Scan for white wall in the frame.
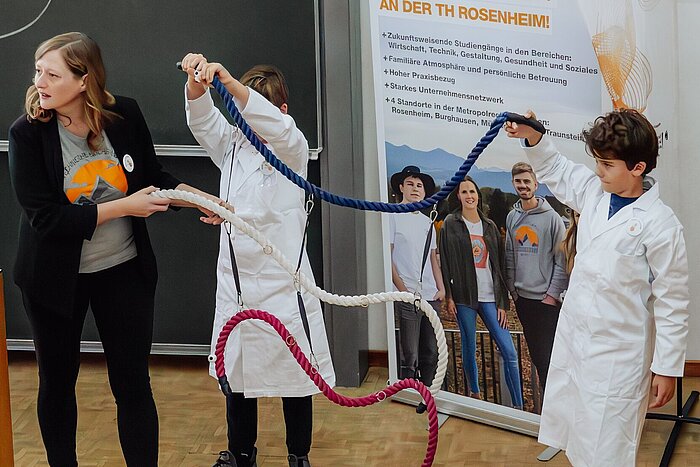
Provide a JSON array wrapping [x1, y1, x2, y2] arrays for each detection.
[[676, 0, 700, 360], [363, 1, 700, 358]]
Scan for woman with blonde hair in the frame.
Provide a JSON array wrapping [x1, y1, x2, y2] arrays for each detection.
[[9, 32, 219, 466]]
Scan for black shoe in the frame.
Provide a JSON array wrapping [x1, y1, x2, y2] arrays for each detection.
[[416, 402, 427, 414], [213, 448, 257, 467], [288, 453, 311, 467], [235, 447, 257, 467], [213, 451, 237, 467]]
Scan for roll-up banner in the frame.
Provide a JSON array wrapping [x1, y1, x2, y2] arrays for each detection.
[[371, 0, 676, 428]]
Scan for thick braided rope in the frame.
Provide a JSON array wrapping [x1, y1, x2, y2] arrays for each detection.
[[152, 189, 447, 395], [211, 76, 506, 212], [214, 309, 439, 467]]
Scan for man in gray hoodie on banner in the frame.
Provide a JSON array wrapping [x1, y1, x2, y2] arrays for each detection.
[[505, 162, 568, 396]]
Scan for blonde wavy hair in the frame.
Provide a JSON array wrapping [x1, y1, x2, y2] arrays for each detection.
[[25, 32, 119, 151]]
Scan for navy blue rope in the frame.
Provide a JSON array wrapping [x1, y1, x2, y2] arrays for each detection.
[[212, 76, 507, 213]]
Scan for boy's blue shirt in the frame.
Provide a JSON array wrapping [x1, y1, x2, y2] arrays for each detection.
[[608, 193, 639, 219]]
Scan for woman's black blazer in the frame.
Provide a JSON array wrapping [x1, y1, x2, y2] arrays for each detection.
[[8, 96, 181, 318]]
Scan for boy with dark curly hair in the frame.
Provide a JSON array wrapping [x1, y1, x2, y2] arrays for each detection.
[[505, 109, 689, 467]]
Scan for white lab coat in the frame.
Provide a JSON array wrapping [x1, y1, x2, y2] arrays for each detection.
[[186, 87, 335, 397], [523, 136, 689, 467]]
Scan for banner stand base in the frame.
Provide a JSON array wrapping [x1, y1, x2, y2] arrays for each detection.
[[536, 446, 561, 462]]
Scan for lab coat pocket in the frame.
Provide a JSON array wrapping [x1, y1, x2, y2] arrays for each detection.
[[256, 170, 279, 204], [253, 171, 284, 225], [613, 239, 644, 257], [609, 246, 648, 292], [585, 336, 646, 399], [256, 171, 302, 216], [609, 339, 647, 399]]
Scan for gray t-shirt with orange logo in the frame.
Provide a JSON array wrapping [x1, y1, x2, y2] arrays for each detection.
[[59, 124, 137, 273]]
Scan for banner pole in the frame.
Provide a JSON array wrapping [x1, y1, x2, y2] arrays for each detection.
[[0, 270, 14, 466]]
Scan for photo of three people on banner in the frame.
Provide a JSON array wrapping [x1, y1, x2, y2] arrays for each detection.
[[389, 162, 577, 412]]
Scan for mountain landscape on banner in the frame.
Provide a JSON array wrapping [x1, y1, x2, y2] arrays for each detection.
[[385, 142, 553, 197]]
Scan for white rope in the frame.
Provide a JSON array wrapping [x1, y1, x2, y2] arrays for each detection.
[[0, 1, 53, 40], [152, 189, 448, 395]]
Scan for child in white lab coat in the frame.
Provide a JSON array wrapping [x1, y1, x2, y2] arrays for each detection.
[[180, 54, 335, 467], [505, 109, 689, 467]]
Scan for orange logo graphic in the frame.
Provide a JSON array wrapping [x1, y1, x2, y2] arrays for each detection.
[[589, 0, 653, 111], [515, 225, 539, 248], [65, 159, 128, 203], [471, 235, 488, 268]]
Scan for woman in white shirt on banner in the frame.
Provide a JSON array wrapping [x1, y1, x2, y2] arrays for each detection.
[[439, 176, 523, 408]]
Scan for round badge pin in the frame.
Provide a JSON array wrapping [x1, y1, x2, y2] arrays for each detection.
[[122, 154, 135, 173], [626, 218, 643, 237]]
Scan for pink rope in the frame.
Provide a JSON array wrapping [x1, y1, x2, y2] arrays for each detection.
[[214, 309, 439, 467]]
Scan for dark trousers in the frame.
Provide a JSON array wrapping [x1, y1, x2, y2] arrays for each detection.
[[396, 300, 439, 385], [22, 258, 158, 467], [514, 297, 560, 392], [226, 392, 312, 464]]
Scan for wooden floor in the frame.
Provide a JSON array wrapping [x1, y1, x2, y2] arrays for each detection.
[[7, 353, 700, 466]]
